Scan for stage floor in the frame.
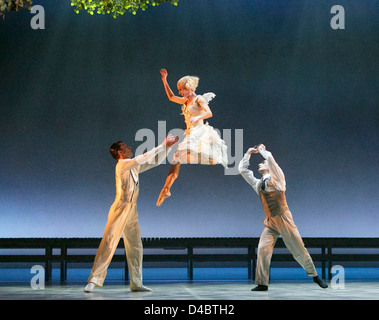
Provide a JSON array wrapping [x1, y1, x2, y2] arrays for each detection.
[[0, 280, 378, 300]]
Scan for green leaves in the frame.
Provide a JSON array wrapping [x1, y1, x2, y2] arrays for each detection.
[[0, 0, 33, 19], [0, 1, 178, 20], [70, 0, 179, 18]]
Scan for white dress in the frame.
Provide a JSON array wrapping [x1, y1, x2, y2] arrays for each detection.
[[172, 93, 228, 167]]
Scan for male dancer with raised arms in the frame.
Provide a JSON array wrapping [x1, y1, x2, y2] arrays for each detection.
[[84, 134, 178, 293], [238, 144, 328, 291]]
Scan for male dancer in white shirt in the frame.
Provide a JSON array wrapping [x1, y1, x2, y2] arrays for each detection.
[[238, 144, 328, 291], [84, 134, 179, 293]]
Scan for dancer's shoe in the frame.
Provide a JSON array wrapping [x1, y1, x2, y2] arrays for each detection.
[[131, 285, 152, 292], [251, 285, 268, 291], [84, 282, 95, 293], [313, 276, 328, 289]]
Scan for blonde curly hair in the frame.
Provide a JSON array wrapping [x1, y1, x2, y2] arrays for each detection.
[[177, 76, 199, 91]]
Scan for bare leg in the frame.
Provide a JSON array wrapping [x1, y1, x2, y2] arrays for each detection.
[[156, 163, 181, 206]]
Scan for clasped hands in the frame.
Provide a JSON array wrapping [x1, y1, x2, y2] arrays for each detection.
[[162, 134, 179, 148], [247, 144, 265, 155]]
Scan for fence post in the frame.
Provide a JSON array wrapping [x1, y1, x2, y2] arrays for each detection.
[[60, 245, 67, 281], [187, 246, 193, 280], [321, 245, 326, 280], [45, 246, 52, 281], [248, 245, 254, 280], [328, 245, 333, 280]]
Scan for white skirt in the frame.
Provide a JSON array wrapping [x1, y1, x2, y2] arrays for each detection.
[[172, 123, 228, 167]]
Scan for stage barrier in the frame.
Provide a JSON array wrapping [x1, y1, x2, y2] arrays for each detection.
[[1, 238, 379, 281]]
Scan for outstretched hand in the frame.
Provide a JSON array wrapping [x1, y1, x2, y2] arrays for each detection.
[[162, 134, 179, 148]]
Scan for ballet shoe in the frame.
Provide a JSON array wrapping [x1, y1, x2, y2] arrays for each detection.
[[156, 187, 171, 206], [131, 285, 152, 292], [84, 282, 95, 293]]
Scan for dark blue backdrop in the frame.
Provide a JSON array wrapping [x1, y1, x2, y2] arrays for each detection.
[[1, 0, 378, 238]]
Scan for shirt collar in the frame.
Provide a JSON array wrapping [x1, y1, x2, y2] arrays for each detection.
[[262, 173, 271, 181]]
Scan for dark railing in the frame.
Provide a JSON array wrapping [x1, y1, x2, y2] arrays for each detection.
[[1, 237, 379, 282]]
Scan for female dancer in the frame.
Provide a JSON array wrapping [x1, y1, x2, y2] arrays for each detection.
[[156, 69, 228, 206]]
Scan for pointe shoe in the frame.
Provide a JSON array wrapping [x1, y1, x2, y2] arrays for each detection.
[[131, 285, 152, 292], [156, 188, 171, 206], [84, 282, 95, 293]]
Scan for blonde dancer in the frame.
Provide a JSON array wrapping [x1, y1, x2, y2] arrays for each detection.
[[156, 69, 228, 206]]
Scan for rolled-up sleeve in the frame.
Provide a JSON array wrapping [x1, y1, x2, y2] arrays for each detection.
[[117, 144, 170, 176], [138, 144, 171, 173], [238, 152, 261, 194], [258, 147, 286, 191]]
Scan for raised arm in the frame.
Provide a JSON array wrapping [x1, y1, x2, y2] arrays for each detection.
[[160, 69, 187, 105], [117, 146, 164, 175], [138, 134, 179, 173], [257, 145, 286, 191], [238, 148, 261, 194], [117, 135, 179, 175]]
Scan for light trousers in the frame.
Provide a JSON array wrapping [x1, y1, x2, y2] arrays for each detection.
[[88, 193, 143, 289], [255, 211, 317, 286]]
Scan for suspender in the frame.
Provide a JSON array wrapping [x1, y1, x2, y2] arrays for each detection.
[[261, 177, 268, 191]]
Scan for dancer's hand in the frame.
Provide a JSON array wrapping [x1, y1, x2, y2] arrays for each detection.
[[247, 147, 259, 155], [160, 69, 168, 81], [190, 116, 199, 124], [162, 134, 179, 148], [256, 144, 266, 151], [247, 144, 265, 155]]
